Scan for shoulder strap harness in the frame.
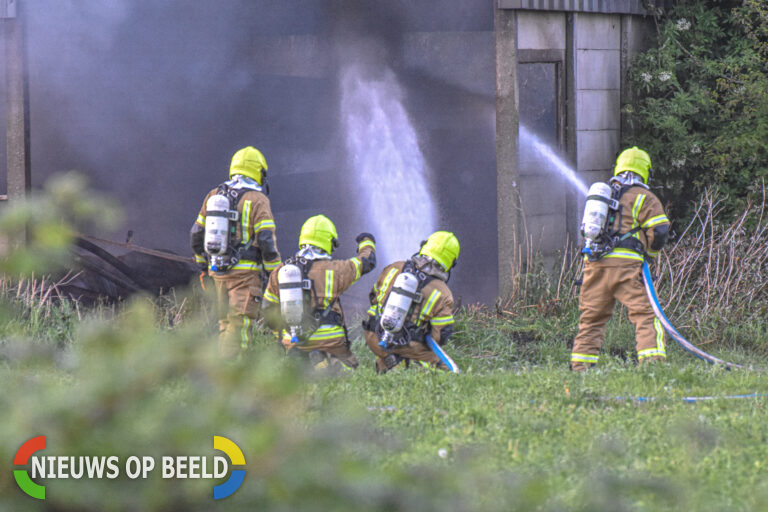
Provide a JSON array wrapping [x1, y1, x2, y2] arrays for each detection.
[[586, 183, 646, 261], [377, 260, 436, 346], [211, 183, 266, 271], [284, 257, 343, 336]]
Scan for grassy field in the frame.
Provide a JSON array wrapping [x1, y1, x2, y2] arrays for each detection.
[[315, 307, 768, 511], [1, 283, 767, 511]]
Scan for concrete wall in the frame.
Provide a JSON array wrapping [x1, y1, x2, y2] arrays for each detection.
[[494, 7, 519, 296], [573, 13, 621, 187], [495, 5, 655, 300], [517, 11, 567, 266], [16, 2, 498, 304]]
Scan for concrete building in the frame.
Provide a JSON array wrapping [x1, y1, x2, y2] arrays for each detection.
[[2, 0, 31, 203], [2, 1, 674, 304], [495, 0, 670, 299]]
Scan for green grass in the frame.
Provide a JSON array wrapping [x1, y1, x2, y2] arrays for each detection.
[[311, 305, 768, 511], [1, 288, 767, 511]]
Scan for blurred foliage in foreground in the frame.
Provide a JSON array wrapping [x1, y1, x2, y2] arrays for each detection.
[[1, 174, 767, 511], [0, 175, 543, 511], [1, 300, 536, 512], [0, 172, 120, 276]]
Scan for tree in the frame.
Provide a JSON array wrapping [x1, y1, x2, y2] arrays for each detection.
[[624, 0, 768, 223]]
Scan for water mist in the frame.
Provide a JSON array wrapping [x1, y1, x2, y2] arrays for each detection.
[[519, 125, 588, 197], [340, 63, 436, 264]]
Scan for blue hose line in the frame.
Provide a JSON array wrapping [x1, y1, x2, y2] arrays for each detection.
[[604, 393, 767, 403], [641, 261, 742, 369], [681, 393, 767, 402], [426, 334, 460, 374]]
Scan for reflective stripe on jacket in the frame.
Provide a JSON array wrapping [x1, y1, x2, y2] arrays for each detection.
[[264, 240, 376, 329], [193, 187, 281, 271], [597, 186, 670, 265], [367, 261, 455, 344]]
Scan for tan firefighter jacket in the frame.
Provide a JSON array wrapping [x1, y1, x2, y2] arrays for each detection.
[[191, 187, 281, 272], [262, 237, 376, 342], [591, 184, 670, 266], [366, 260, 455, 345]]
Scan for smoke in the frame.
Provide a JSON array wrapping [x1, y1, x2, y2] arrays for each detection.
[[331, 2, 436, 264], [340, 63, 436, 264], [24, 1, 327, 250], [19, 0, 497, 303]]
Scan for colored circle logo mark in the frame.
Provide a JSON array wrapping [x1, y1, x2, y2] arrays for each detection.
[[213, 436, 245, 499], [14, 436, 46, 500]]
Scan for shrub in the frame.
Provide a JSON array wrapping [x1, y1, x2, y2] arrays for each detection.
[[624, 0, 768, 224]]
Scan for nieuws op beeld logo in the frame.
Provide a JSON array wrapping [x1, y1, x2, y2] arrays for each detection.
[[13, 435, 246, 500]]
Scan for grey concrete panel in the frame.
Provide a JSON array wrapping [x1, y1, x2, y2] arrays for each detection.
[[577, 168, 613, 187], [402, 31, 494, 97], [518, 49, 566, 63], [623, 15, 655, 56], [576, 49, 620, 90], [574, 13, 620, 50], [519, 175, 567, 217], [576, 89, 620, 131], [576, 130, 619, 170], [495, 7, 521, 300], [517, 11, 566, 50], [523, 214, 567, 255], [0, 0, 16, 18]]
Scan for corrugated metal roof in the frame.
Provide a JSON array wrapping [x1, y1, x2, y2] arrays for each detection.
[[497, 0, 675, 15]]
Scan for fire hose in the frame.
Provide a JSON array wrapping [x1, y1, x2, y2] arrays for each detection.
[[426, 334, 460, 374], [641, 260, 742, 369]]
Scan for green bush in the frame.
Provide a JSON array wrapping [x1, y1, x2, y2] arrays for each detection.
[[624, 0, 768, 223]]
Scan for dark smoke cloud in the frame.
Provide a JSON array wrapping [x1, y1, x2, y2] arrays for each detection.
[[20, 0, 496, 303]]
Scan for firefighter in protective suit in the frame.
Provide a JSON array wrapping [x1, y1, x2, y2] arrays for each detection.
[[571, 147, 671, 370], [363, 231, 459, 373], [262, 215, 376, 371], [190, 146, 282, 360]]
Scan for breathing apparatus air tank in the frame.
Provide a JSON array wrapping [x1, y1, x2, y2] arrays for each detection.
[[580, 182, 616, 256], [378, 272, 420, 349], [204, 194, 237, 272], [278, 263, 305, 344]]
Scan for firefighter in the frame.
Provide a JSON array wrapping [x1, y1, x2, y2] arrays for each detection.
[[262, 215, 376, 372], [571, 147, 671, 370], [363, 231, 460, 373], [190, 146, 282, 360]]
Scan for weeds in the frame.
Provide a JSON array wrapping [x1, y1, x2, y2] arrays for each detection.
[[497, 186, 768, 356], [652, 187, 768, 352]]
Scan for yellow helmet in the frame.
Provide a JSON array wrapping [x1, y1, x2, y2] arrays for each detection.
[[419, 231, 460, 271], [229, 146, 268, 184], [614, 146, 652, 184], [299, 215, 339, 254]]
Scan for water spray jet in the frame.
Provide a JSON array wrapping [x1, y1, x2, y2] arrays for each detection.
[[340, 63, 436, 264], [519, 125, 588, 197]]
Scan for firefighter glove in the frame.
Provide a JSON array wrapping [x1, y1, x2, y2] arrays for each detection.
[[355, 232, 375, 244]]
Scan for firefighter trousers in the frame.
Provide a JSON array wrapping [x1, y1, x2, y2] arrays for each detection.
[[280, 329, 359, 371], [212, 269, 264, 360], [363, 330, 447, 372], [571, 262, 666, 370]]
